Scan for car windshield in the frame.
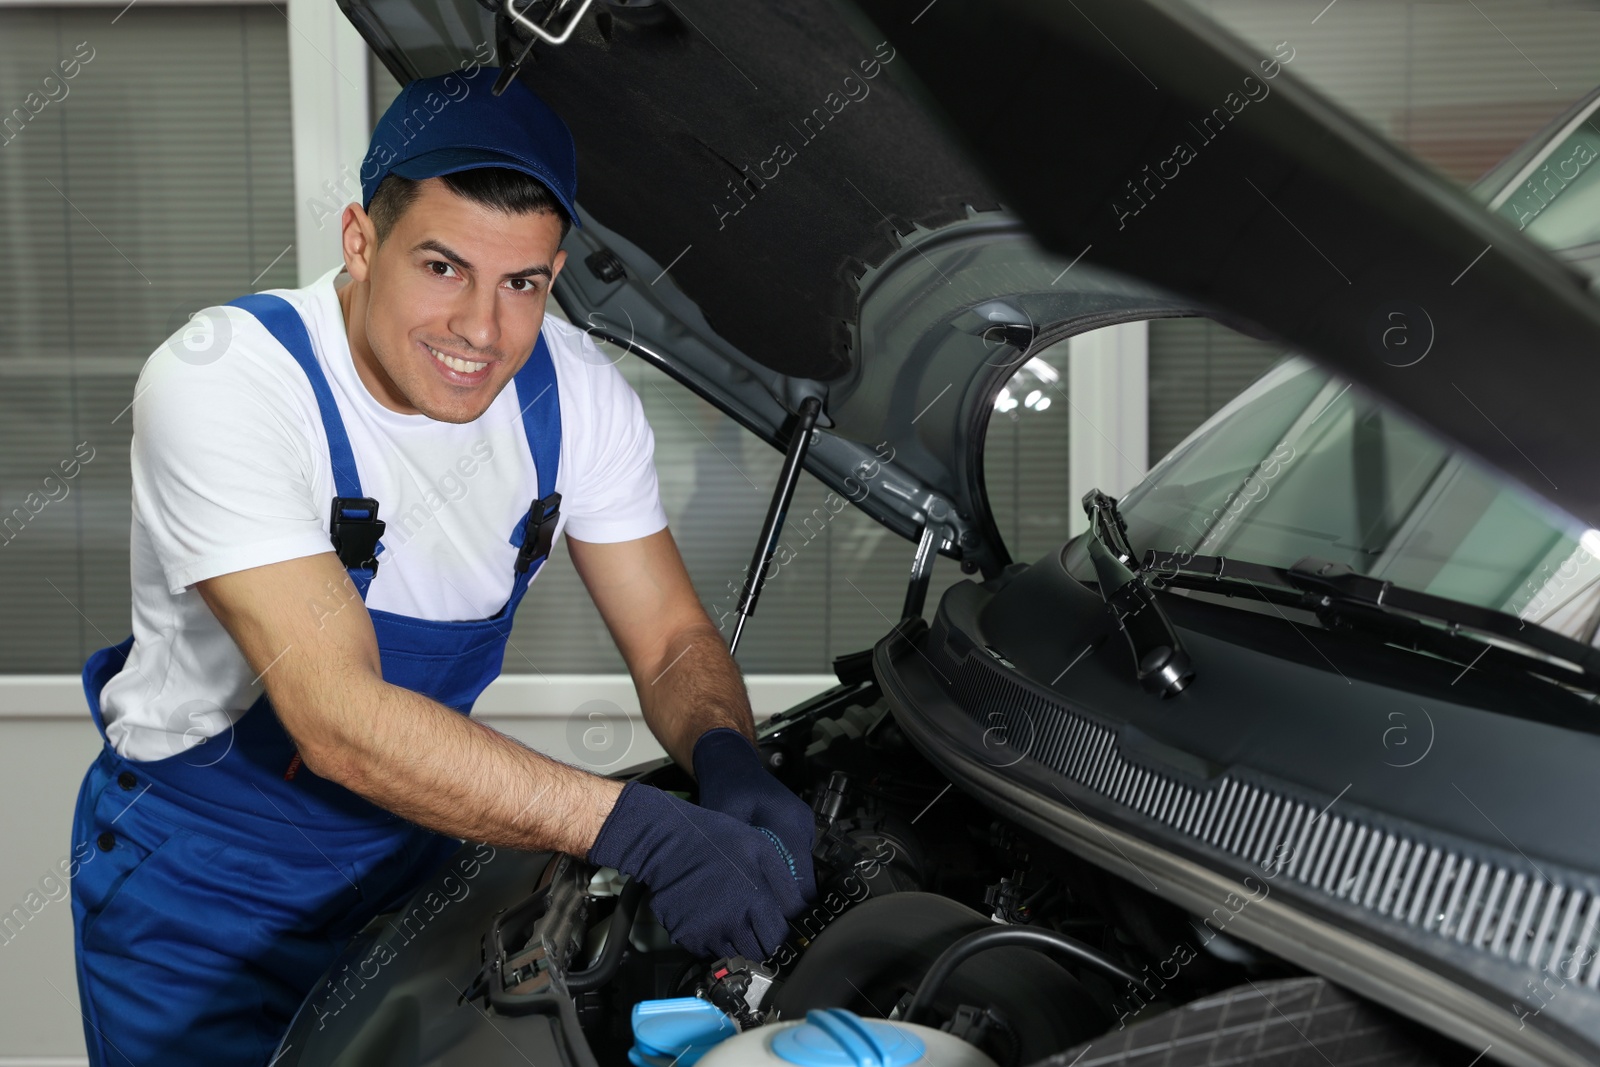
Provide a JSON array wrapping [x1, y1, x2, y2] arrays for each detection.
[[1092, 356, 1600, 643]]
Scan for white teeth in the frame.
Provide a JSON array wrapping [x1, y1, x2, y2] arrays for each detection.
[[428, 345, 488, 374]]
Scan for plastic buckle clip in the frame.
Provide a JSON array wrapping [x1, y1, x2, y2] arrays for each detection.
[[330, 496, 385, 573], [516, 491, 562, 573]]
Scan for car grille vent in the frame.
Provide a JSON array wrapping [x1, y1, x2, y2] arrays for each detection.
[[949, 653, 1600, 984]]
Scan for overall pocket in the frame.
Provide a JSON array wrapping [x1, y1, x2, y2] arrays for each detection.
[[77, 779, 186, 951], [78, 832, 185, 953]]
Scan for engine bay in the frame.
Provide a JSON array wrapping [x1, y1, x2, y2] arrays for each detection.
[[497, 675, 1473, 1067], [275, 663, 1488, 1066]]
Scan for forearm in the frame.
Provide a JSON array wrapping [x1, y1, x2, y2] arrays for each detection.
[[636, 623, 755, 769], [296, 678, 622, 856]]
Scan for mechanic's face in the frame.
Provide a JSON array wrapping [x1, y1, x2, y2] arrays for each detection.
[[340, 178, 568, 424]]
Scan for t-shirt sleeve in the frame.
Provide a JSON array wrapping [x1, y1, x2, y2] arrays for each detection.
[[131, 311, 335, 594], [558, 334, 670, 544]]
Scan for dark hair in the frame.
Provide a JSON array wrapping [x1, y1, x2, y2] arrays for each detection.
[[367, 167, 572, 245]]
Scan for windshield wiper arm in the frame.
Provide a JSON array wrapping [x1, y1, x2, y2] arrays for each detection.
[[1081, 490, 1195, 698], [1145, 549, 1600, 694]]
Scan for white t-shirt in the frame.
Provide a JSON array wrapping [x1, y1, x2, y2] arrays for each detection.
[[102, 266, 668, 761]]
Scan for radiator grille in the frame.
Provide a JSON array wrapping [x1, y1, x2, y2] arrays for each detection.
[[949, 652, 1600, 983]]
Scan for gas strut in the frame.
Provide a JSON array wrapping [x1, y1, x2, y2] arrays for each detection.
[[728, 396, 824, 656]]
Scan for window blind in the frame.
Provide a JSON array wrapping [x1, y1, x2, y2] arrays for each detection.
[[1191, 0, 1600, 184], [1148, 318, 1285, 464], [0, 5, 295, 673]]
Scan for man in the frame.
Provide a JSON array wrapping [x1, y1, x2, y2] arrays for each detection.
[[69, 68, 817, 1066]]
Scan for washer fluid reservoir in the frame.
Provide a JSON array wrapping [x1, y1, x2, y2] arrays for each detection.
[[695, 1007, 998, 1067]]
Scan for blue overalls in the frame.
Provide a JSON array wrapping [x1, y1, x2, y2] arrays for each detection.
[[70, 294, 565, 1066]]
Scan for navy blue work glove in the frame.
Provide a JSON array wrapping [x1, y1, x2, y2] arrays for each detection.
[[588, 780, 810, 960], [692, 727, 818, 897]]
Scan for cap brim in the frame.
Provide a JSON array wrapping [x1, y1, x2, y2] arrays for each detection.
[[389, 146, 581, 229]]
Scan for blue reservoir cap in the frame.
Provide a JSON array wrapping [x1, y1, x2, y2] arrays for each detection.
[[629, 997, 739, 1067], [770, 1009, 926, 1067]]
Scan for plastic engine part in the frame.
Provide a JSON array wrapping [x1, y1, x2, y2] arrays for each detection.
[[696, 1008, 998, 1067], [628, 997, 738, 1067]]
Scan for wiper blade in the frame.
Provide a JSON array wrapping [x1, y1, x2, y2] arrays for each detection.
[[1145, 550, 1600, 693], [1081, 490, 1194, 698]]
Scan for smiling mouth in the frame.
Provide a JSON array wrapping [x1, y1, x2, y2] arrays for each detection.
[[425, 343, 492, 376]]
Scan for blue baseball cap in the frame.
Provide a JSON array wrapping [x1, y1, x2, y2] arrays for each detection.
[[360, 66, 580, 229]]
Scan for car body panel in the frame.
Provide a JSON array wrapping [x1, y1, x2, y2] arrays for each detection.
[[849, 0, 1600, 539], [274, 844, 595, 1065], [876, 631, 1589, 1067]]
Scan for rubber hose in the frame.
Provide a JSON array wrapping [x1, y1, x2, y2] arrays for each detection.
[[906, 926, 1145, 1025], [565, 877, 645, 992]]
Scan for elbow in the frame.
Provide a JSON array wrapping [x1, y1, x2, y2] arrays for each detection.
[[268, 670, 382, 789], [273, 698, 365, 789], [295, 738, 360, 787]]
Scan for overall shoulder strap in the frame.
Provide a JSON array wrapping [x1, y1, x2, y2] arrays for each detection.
[[507, 328, 563, 583], [227, 293, 384, 596]]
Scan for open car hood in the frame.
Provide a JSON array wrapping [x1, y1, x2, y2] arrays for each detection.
[[339, 0, 1600, 574]]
